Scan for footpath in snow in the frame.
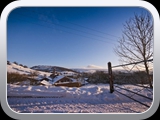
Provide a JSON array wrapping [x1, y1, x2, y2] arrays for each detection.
[[7, 83, 153, 113]]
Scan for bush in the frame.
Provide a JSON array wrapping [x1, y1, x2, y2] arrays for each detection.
[[7, 72, 40, 85], [13, 61, 18, 65], [19, 64, 24, 67], [23, 65, 28, 68], [54, 82, 81, 87], [7, 61, 11, 65], [28, 71, 40, 77], [7, 72, 28, 83], [112, 71, 151, 84], [87, 71, 109, 84]]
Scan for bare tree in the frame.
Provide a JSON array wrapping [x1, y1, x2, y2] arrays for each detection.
[[114, 12, 153, 88]]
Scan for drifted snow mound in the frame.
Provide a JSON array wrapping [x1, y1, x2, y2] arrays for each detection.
[[7, 84, 153, 103]]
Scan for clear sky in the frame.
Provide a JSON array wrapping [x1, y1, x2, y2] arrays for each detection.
[[7, 7, 151, 69]]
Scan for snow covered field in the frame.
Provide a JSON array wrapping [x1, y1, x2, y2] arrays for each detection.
[[6, 62, 153, 113], [7, 83, 153, 113]]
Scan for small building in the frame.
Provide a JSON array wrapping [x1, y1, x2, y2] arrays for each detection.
[[80, 78, 89, 86], [52, 75, 76, 84], [39, 80, 53, 86], [37, 74, 81, 87], [39, 77, 50, 81], [52, 75, 81, 87]]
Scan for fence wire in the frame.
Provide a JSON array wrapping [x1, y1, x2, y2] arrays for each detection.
[[108, 59, 153, 108]]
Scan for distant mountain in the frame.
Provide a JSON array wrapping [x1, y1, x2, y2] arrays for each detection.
[[72, 68, 108, 73], [30, 65, 79, 73]]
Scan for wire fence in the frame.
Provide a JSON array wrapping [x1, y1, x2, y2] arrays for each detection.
[[108, 59, 153, 108]]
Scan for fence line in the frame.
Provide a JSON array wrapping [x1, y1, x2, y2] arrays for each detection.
[[112, 59, 153, 68], [115, 85, 152, 100], [108, 59, 153, 108], [114, 90, 150, 108]]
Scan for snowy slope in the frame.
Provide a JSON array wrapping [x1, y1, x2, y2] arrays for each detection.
[[7, 63, 52, 76]]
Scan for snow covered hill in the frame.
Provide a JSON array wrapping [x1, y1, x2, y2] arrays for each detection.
[[7, 62, 87, 86], [7, 62, 79, 80], [7, 62, 52, 78], [30, 65, 79, 73]]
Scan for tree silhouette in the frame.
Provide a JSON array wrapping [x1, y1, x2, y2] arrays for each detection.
[[114, 12, 153, 88]]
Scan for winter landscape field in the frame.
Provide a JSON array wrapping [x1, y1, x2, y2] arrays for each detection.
[[7, 62, 153, 113], [7, 84, 153, 113], [5, 7, 155, 114]]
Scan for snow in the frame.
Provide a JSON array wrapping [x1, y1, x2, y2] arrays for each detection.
[[7, 83, 153, 113], [7, 63, 52, 78], [60, 71, 77, 76], [52, 75, 66, 84], [7, 62, 153, 113], [40, 80, 53, 86]]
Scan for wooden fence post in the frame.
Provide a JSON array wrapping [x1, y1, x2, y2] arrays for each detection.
[[108, 62, 114, 93]]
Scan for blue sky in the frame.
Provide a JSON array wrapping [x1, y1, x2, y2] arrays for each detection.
[[7, 7, 151, 68]]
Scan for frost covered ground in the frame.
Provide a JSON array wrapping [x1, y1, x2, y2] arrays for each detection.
[[7, 63, 153, 113], [7, 83, 153, 113]]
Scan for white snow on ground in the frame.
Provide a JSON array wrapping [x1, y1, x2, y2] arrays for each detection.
[[7, 63, 153, 113], [7, 83, 153, 113]]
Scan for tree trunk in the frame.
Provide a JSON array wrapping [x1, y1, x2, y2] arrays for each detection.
[[144, 61, 153, 88]]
